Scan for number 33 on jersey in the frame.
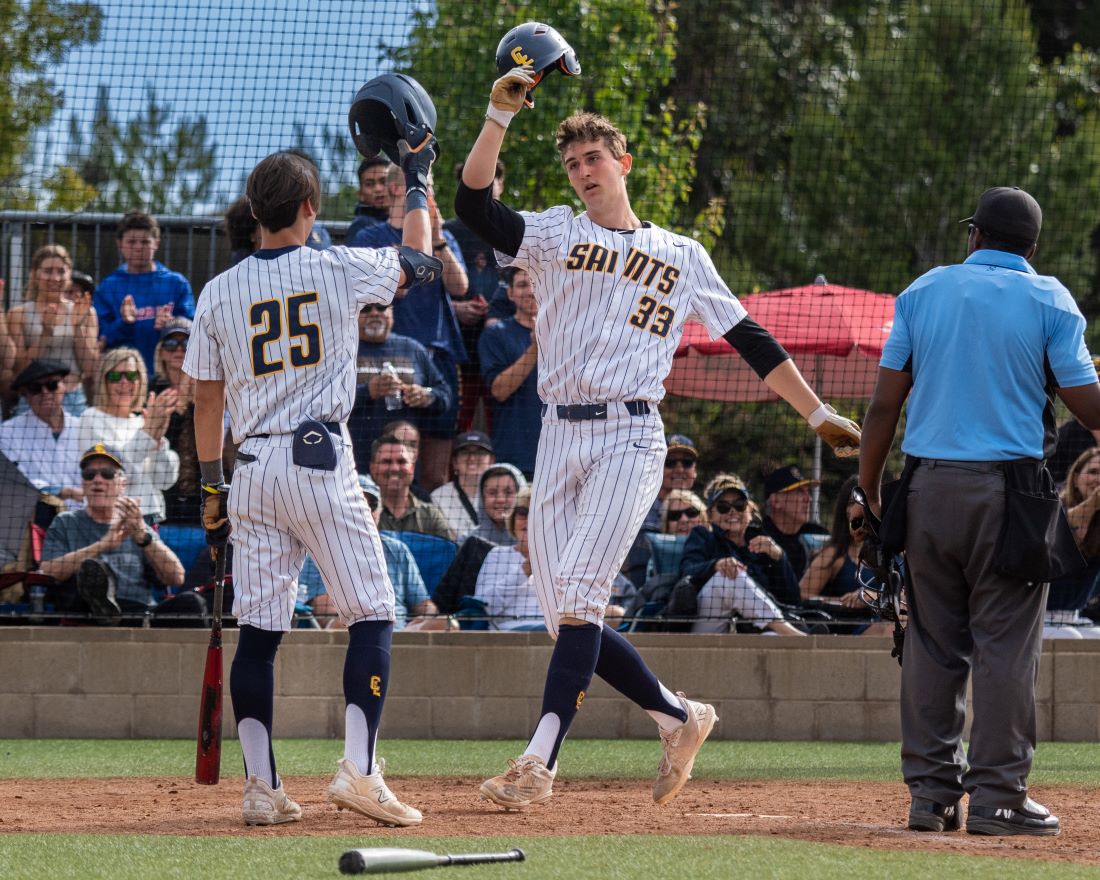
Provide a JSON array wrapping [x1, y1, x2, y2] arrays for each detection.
[[502, 205, 747, 404]]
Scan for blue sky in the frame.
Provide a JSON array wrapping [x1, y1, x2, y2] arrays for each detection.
[[39, 0, 423, 208]]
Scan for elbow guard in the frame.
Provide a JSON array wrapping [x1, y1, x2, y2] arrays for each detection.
[[397, 246, 444, 289]]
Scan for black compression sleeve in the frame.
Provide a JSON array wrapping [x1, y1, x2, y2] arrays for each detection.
[[723, 316, 791, 379], [454, 181, 525, 257]]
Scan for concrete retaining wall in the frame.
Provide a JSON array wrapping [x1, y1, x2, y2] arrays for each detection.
[[2, 628, 1099, 740]]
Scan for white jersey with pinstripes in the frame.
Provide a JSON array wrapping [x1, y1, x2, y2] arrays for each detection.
[[495, 207, 747, 633], [182, 244, 401, 631], [184, 245, 400, 443], [495, 206, 747, 405]]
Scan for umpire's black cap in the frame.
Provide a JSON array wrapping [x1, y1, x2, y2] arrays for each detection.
[[960, 186, 1042, 245]]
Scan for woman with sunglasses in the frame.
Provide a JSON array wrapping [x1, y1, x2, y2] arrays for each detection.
[[660, 490, 707, 536], [679, 474, 804, 635], [799, 475, 892, 636], [76, 346, 180, 523], [151, 318, 200, 523], [7, 244, 99, 415]]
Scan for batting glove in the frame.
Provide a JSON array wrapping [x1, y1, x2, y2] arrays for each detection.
[[200, 481, 231, 548], [398, 135, 437, 197], [486, 65, 536, 129], [808, 403, 861, 459]]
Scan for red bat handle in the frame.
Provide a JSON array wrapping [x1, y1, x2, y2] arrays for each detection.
[[195, 545, 227, 785]]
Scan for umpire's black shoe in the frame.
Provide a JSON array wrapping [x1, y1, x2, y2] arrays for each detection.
[[966, 798, 1061, 836], [77, 559, 121, 625], [907, 797, 961, 832]]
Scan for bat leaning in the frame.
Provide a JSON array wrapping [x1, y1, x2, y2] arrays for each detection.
[[339, 847, 526, 875], [195, 545, 227, 785]]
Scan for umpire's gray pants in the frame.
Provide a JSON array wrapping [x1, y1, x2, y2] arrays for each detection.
[[902, 460, 1048, 808]]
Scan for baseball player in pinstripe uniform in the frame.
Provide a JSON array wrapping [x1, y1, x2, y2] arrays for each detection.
[[185, 146, 442, 827], [455, 64, 862, 810]]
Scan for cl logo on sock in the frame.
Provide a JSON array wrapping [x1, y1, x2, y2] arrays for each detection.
[[370, 675, 382, 698], [576, 690, 586, 711]]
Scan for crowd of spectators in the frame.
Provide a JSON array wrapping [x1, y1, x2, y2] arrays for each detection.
[[1, 184, 1097, 637]]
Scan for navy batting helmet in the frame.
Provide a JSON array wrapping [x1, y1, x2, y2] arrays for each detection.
[[495, 22, 581, 108], [348, 73, 437, 163]]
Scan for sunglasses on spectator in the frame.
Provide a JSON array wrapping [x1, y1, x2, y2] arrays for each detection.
[[849, 517, 865, 531], [664, 457, 696, 469], [363, 493, 379, 512], [161, 337, 188, 351], [712, 498, 749, 514], [81, 466, 119, 481], [25, 379, 61, 395], [106, 370, 140, 383], [362, 304, 390, 313], [513, 506, 529, 517], [666, 507, 701, 523]]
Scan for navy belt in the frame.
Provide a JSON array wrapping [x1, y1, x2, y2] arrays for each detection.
[[248, 421, 342, 440], [541, 401, 651, 421]]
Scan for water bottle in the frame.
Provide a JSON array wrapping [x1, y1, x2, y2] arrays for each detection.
[[382, 361, 403, 411], [28, 584, 46, 624]]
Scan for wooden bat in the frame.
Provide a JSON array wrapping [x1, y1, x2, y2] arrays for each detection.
[[195, 545, 227, 785], [339, 848, 525, 875]]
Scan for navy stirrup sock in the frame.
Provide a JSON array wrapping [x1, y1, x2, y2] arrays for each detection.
[[596, 624, 687, 722], [344, 620, 394, 772], [535, 623, 602, 769], [230, 625, 284, 784]]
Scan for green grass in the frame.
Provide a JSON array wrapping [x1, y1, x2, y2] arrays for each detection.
[[1, 835, 1097, 880], [3, 739, 1100, 785]]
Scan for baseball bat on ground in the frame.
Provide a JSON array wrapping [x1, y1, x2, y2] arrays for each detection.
[[194, 545, 227, 785], [339, 848, 525, 875]]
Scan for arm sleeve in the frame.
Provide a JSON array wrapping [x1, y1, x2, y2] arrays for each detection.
[[684, 241, 749, 338], [1046, 300, 1096, 388], [722, 316, 791, 379], [454, 182, 525, 258], [420, 347, 451, 414], [173, 277, 195, 318], [93, 281, 135, 346], [678, 528, 718, 581], [880, 292, 913, 372], [41, 517, 76, 562], [477, 325, 510, 386], [336, 245, 402, 308], [182, 292, 223, 381]]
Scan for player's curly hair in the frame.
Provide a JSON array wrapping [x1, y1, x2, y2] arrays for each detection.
[[555, 112, 627, 161], [246, 151, 322, 233], [223, 194, 258, 251]]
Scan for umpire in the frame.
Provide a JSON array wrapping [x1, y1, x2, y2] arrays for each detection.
[[859, 186, 1100, 836]]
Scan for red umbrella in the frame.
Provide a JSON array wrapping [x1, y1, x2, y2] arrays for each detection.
[[666, 280, 895, 402]]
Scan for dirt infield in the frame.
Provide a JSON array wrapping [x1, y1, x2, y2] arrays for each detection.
[[2, 777, 1097, 865]]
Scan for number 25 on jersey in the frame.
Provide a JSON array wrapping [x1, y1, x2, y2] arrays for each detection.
[[249, 291, 322, 376]]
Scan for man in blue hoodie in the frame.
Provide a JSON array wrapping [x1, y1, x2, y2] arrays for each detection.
[[94, 210, 195, 374]]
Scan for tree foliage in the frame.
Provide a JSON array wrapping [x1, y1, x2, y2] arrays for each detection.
[[387, 0, 709, 232], [65, 84, 218, 213], [291, 121, 361, 221], [0, 0, 103, 208]]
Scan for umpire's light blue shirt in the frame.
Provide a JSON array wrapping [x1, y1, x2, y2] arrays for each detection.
[[881, 249, 1096, 460]]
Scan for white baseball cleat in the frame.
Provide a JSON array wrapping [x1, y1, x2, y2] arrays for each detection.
[[327, 758, 423, 827], [242, 775, 302, 826], [480, 754, 556, 810], [653, 693, 718, 805]]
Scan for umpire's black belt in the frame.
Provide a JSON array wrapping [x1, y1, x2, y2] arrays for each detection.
[[540, 401, 651, 421], [247, 421, 342, 441], [912, 456, 1039, 473]]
